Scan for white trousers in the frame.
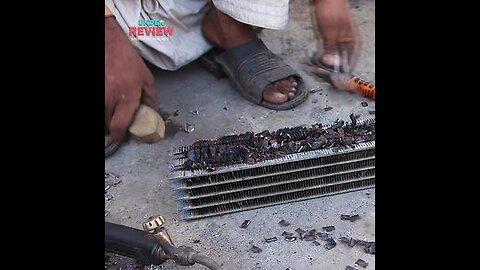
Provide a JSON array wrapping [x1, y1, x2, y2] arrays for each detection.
[[105, 0, 290, 70]]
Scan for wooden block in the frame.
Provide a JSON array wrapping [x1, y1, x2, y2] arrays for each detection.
[[128, 104, 165, 144]]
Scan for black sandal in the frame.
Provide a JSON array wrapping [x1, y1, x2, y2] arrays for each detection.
[[214, 39, 308, 110]]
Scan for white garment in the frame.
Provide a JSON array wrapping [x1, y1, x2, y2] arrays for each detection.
[[105, 0, 290, 71]]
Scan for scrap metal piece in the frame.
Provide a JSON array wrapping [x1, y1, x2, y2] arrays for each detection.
[[355, 259, 368, 268], [324, 106, 333, 111], [322, 225, 335, 232], [285, 236, 297, 242], [361, 102, 368, 107], [105, 185, 112, 192], [265, 237, 278, 243], [324, 237, 337, 250], [339, 236, 357, 247], [309, 87, 321, 93], [240, 220, 251, 229], [105, 172, 119, 179], [295, 228, 307, 240], [356, 240, 369, 246], [348, 238, 357, 247], [279, 219, 290, 227], [105, 193, 114, 201], [282, 231, 294, 237], [303, 229, 317, 241], [368, 110, 375, 114], [341, 214, 360, 222], [250, 245, 262, 253], [364, 242, 375, 254], [346, 266, 356, 270], [184, 123, 195, 133], [105, 178, 122, 186], [310, 241, 321, 246], [316, 232, 330, 241], [191, 110, 199, 115]]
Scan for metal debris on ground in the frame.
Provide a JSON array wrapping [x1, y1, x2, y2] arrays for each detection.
[[309, 86, 322, 93], [340, 237, 375, 254], [355, 259, 368, 268], [240, 220, 251, 229], [364, 242, 375, 254], [295, 228, 307, 239], [105, 211, 110, 217], [368, 110, 375, 114], [173, 110, 179, 116], [223, 107, 228, 111], [191, 110, 199, 115], [250, 245, 262, 253], [105, 193, 114, 201], [316, 232, 330, 241], [193, 240, 201, 244], [184, 123, 195, 133], [361, 102, 368, 107], [322, 225, 335, 232], [341, 214, 361, 222], [347, 237, 357, 247], [346, 266, 357, 270], [279, 219, 290, 227], [282, 231, 294, 237], [312, 99, 318, 104], [105, 178, 122, 186], [310, 241, 321, 246], [265, 237, 278, 243], [355, 240, 368, 246], [324, 106, 333, 111], [105, 172, 119, 179], [105, 185, 111, 192], [177, 117, 375, 170], [285, 236, 297, 242], [303, 229, 317, 241], [324, 237, 337, 250]]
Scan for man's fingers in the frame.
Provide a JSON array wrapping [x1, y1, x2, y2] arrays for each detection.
[[141, 72, 159, 110], [109, 100, 140, 141]]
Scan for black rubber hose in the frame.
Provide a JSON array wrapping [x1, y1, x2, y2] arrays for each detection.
[[190, 253, 222, 270], [105, 222, 163, 265]]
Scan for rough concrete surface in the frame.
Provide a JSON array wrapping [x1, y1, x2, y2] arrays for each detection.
[[106, 0, 375, 269]]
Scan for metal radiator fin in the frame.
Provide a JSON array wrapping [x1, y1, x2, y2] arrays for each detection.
[[169, 126, 375, 220]]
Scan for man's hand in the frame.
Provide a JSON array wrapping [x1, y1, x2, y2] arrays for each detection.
[[313, 0, 359, 71], [105, 17, 158, 141]]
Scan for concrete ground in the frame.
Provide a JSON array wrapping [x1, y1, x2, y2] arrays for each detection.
[[105, 0, 375, 269]]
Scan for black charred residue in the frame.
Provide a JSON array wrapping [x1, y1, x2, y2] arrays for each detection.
[[180, 116, 375, 170]]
